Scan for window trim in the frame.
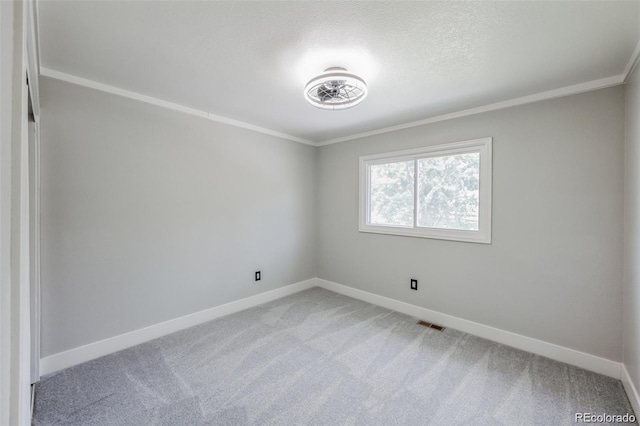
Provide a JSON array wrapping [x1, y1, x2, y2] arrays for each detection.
[[359, 137, 492, 244]]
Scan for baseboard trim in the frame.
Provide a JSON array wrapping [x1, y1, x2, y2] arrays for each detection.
[[39, 279, 317, 376], [316, 278, 622, 379], [622, 365, 640, 415], [40, 277, 624, 382]]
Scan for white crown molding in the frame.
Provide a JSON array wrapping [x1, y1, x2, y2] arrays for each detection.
[[40, 67, 629, 148], [39, 67, 316, 146], [317, 74, 625, 146], [622, 365, 640, 418], [315, 278, 622, 379], [40, 278, 317, 376], [624, 39, 640, 84]]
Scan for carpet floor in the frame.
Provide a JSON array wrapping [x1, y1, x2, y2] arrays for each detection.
[[33, 287, 635, 425]]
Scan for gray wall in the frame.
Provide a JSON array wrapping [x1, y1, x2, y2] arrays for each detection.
[[317, 87, 625, 361], [625, 66, 640, 391], [39, 77, 317, 357], [40, 76, 626, 364]]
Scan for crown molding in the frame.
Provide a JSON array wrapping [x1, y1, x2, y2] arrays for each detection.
[[317, 74, 624, 146], [40, 67, 627, 149], [39, 67, 316, 146], [624, 39, 640, 84]]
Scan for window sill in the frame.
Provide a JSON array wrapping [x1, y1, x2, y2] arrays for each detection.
[[358, 224, 492, 244]]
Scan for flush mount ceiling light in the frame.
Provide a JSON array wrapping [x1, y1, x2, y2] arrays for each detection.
[[304, 67, 368, 110]]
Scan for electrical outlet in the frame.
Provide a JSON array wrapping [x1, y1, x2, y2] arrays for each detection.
[[410, 279, 418, 290], [255, 271, 261, 281]]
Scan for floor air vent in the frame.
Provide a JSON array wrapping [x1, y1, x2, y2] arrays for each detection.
[[417, 320, 445, 331]]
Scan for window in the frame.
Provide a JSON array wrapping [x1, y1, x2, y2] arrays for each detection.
[[359, 137, 492, 243]]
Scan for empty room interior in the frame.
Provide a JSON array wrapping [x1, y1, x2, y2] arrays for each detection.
[[5, 0, 640, 425]]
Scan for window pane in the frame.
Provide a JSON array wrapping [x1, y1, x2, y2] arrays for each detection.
[[417, 153, 479, 230], [369, 160, 414, 226]]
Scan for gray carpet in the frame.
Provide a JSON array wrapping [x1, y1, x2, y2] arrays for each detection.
[[34, 287, 635, 425]]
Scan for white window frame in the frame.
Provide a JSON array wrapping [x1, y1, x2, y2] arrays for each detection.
[[359, 137, 492, 244]]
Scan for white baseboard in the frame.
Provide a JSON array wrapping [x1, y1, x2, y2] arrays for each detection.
[[39, 278, 317, 376], [40, 277, 624, 383], [622, 365, 640, 415], [316, 278, 622, 379]]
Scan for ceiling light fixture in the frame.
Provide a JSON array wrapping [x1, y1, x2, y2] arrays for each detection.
[[304, 67, 368, 110]]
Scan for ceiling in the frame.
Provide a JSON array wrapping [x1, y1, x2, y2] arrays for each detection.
[[38, 1, 639, 144]]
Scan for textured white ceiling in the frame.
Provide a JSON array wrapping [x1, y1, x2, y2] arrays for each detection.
[[38, 1, 639, 143]]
